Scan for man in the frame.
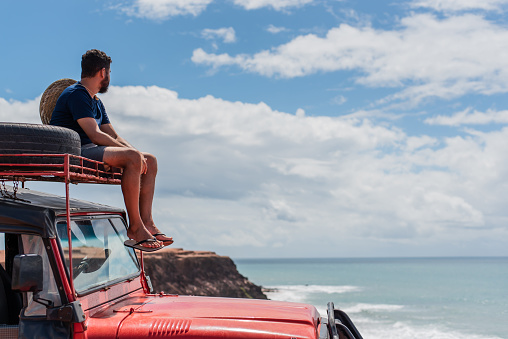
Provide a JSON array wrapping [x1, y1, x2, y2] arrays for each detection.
[[50, 49, 173, 251]]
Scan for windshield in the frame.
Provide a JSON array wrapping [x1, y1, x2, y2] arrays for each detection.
[[57, 217, 140, 294]]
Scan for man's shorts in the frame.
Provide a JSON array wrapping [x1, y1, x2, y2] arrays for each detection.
[[81, 143, 107, 163]]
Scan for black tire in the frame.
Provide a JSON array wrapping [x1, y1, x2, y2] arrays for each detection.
[[0, 123, 81, 165]]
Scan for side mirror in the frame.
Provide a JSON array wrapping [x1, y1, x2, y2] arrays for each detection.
[[12, 254, 43, 293]]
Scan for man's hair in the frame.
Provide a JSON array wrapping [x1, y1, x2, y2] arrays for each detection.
[[81, 49, 112, 78]]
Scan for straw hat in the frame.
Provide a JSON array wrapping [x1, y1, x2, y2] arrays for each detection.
[[39, 78, 77, 124]]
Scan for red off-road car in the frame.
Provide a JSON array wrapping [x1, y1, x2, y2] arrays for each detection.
[[0, 123, 362, 339]]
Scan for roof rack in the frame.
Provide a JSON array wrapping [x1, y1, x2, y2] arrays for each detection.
[[0, 153, 122, 184]]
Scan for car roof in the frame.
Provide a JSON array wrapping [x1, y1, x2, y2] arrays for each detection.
[[0, 185, 125, 238]]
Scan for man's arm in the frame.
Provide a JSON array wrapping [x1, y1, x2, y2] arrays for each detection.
[[100, 123, 134, 148], [78, 118, 147, 172], [77, 118, 125, 147], [96, 121, 148, 173]]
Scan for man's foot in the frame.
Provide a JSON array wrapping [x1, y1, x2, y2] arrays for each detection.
[[124, 239, 165, 252], [127, 225, 162, 249], [144, 221, 174, 246], [152, 233, 174, 246]]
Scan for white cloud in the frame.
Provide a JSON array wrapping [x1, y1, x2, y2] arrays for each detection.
[[201, 27, 237, 43], [102, 85, 399, 147], [233, 0, 314, 11], [0, 97, 41, 124], [4, 87, 508, 257], [266, 24, 289, 34], [411, 0, 508, 12], [331, 95, 347, 105], [192, 13, 508, 106], [118, 0, 315, 18], [100, 86, 508, 256], [425, 108, 508, 126], [120, 0, 213, 20]]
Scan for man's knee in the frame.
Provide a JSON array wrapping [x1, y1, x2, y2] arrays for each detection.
[[143, 153, 158, 174], [111, 148, 144, 170], [127, 149, 145, 167]]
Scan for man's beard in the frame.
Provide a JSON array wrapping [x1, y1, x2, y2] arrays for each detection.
[[99, 75, 110, 94]]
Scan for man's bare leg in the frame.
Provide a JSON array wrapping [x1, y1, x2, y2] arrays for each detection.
[[139, 153, 173, 245], [103, 147, 161, 249]]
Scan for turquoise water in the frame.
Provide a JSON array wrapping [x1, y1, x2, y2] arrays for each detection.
[[235, 257, 508, 339]]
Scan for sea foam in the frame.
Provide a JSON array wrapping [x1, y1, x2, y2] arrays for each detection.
[[358, 320, 503, 339], [343, 303, 404, 314], [265, 284, 361, 303]]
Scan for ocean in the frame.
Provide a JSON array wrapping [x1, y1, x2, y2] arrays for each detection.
[[235, 257, 508, 339]]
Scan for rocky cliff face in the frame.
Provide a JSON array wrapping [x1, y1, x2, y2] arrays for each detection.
[[141, 248, 267, 299]]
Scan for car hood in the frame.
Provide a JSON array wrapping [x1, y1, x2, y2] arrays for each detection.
[[88, 294, 321, 339]]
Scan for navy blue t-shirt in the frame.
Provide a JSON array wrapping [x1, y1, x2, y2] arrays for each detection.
[[50, 82, 111, 145]]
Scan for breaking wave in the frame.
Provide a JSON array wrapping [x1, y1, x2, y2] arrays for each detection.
[[264, 284, 361, 303]]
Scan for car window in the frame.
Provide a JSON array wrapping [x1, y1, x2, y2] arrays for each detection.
[[57, 217, 139, 294]]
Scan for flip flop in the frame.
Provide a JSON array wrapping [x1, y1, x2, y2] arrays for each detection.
[[124, 238, 164, 252], [152, 233, 174, 246]]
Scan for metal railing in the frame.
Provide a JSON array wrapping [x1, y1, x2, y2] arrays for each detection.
[[0, 153, 122, 184]]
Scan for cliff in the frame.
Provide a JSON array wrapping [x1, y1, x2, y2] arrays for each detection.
[[141, 248, 267, 299]]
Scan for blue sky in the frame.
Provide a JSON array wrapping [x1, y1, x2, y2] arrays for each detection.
[[2, 0, 508, 258]]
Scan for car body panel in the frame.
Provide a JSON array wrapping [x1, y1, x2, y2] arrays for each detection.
[[87, 295, 320, 339]]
